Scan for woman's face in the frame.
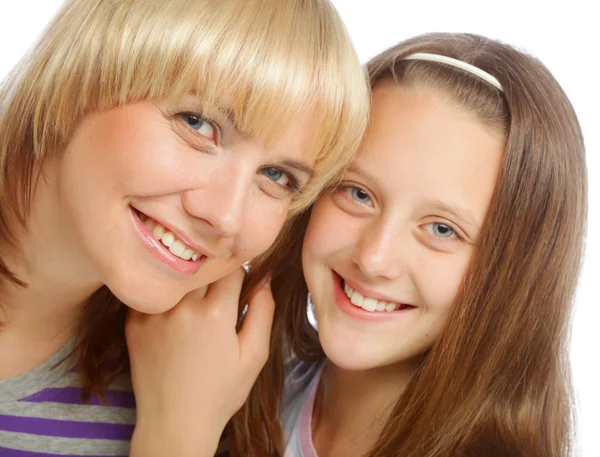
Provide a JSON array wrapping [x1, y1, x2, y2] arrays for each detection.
[[48, 96, 317, 313], [302, 80, 504, 372]]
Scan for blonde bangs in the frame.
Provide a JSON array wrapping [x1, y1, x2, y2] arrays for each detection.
[[2, 0, 368, 217]]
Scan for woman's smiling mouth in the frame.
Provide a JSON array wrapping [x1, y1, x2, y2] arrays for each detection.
[[130, 207, 209, 275], [138, 213, 202, 261]]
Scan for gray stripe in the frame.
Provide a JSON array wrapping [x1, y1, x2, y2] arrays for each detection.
[[1, 342, 132, 403], [0, 429, 130, 455], [48, 372, 133, 391], [0, 341, 75, 402], [1, 401, 135, 424]]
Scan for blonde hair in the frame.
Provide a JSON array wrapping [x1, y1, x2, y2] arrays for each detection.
[[0, 0, 368, 231], [0, 0, 369, 410], [243, 33, 587, 457]]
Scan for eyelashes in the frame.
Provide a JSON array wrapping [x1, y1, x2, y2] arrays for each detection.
[[337, 184, 374, 207], [178, 113, 218, 142], [423, 222, 460, 241], [173, 111, 220, 152], [259, 166, 302, 194]]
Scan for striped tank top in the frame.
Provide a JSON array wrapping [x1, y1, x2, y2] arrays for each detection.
[[0, 341, 136, 457]]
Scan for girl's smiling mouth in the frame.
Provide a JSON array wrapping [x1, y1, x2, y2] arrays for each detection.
[[332, 271, 416, 320], [343, 282, 413, 312]]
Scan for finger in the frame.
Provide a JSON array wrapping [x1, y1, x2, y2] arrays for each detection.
[[238, 280, 275, 375]]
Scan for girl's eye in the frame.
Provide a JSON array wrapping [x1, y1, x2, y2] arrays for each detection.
[[349, 186, 372, 205], [179, 113, 216, 140], [424, 222, 456, 239], [260, 167, 291, 188]]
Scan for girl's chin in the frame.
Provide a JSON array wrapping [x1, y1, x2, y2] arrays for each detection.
[[318, 335, 380, 371]]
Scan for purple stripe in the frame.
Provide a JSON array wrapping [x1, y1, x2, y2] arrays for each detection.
[[19, 387, 135, 408], [0, 446, 127, 457], [0, 415, 134, 440]]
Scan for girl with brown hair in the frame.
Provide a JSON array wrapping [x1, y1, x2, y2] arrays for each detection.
[[0, 0, 369, 456], [232, 32, 587, 457]]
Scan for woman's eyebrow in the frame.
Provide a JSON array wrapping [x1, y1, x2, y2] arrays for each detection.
[[184, 92, 251, 138], [220, 107, 251, 139], [183, 94, 314, 177]]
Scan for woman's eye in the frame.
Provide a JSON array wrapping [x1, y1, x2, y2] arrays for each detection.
[[349, 186, 372, 205], [424, 222, 456, 239], [261, 167, 290, 187], [179, 113, 216, 140]]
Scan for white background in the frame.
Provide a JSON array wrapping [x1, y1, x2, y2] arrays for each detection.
[[1, 1, 597, 455]]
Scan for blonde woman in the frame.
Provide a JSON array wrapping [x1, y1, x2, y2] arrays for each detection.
[[0, 0, 369, 456], [237, 33, 586, 457]]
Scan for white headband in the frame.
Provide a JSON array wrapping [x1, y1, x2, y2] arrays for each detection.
[[403, 52, 503, 92]]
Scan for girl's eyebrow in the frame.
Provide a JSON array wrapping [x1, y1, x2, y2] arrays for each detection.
[[426, 200, 479, 228], [345, 163, 377, 183], [280, 159, 314, 180], [347, 164, 479, 228]]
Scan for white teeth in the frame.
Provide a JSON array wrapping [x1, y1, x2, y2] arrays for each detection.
[[350, 293, 363, 307], [169, 240, 186, 256], [161, 232, 175, 247], [152, 224, 165, 240], [362, 297, 377, 312], [181, 248, 195, 261], [142, 216, 202, 262], [343, 281, 406, 313]]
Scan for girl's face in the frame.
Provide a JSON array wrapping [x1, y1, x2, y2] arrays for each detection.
[[302, 79, 504, 372], [48, 96, 317, 313]]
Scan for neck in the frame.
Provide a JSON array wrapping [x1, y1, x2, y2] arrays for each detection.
[[0, 165, 102, 379], [312, 359, 421, 457]]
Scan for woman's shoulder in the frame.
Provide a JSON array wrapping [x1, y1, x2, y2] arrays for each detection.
[[0, 359, 135, 456]]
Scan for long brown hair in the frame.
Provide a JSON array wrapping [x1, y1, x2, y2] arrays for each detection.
[[0, 0, 369, 399], [231, 33, 587, 457]]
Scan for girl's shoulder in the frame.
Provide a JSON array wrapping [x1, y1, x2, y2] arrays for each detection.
[[281, 359, 322, 434], [283, 357, 322, 405]]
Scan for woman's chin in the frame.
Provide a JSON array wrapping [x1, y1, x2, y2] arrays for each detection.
[[107, 281, 185, 314]]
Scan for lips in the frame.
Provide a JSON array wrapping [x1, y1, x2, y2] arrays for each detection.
[[130, 207, 206, 275], [331, 271, 416, 321], [344, 282, 401, 312], [138, 212, 202, 262]]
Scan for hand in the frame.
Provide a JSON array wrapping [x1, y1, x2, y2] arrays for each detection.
[[126, 269, 274, 457]]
